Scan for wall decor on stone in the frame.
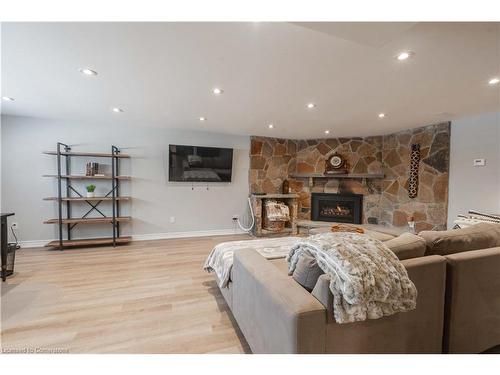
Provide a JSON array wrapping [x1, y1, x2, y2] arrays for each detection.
[[380, 123, 450, 231], [249, 122, 450, 231], [408, 144, 421, 199]]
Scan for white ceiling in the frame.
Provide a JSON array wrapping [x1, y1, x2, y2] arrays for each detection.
[[1, 22, 500, 138]]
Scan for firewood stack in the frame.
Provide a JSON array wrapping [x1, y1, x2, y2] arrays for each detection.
[[263, 200, 290, 232]]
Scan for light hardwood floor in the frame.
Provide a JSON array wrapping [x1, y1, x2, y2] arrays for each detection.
[[0, 235, 252, 354]]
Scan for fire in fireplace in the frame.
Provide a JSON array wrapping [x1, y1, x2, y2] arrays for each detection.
[[311, 193, 363, 224]]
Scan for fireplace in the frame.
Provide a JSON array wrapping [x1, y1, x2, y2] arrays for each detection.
[[311, 193, 363, 224]]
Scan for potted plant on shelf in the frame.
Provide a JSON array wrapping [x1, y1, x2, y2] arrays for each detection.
[[86, 184, 96, 198]]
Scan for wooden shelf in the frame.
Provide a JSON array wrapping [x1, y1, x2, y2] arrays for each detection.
[[44, 216, 131, 225], [44, 151, 130, 158], [251, 193, 299, 199], [45, 236, 132, 248], [43, 174, 131, 180], [44, 143, 131, 249], [290, 173, 384, 179], [44, 197, 131, 202]]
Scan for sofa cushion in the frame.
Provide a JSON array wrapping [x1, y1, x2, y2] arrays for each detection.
[[385, 232, 426, 260], [419, 223, 500, 256], [292, 254, 324, 292]]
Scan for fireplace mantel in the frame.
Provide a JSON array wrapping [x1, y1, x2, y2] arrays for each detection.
[[251, 193, 299, 199], [289, 172, 384, 190], [289, 173, 384, 179]]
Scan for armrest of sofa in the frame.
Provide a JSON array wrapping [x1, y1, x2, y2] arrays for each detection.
[[232, 249, 326, 354], [311, 274, 335, 324], [444, 246, 500, 353]]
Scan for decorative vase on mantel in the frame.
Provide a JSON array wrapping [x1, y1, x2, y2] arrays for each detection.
[[281, 179, 290, 194]]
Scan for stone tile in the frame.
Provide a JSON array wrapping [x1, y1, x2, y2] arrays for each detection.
[[315, 159, 325, 173], [413, 211, 427, 222], [397, 132, 412, 146], [286, 140, 297, 155], [297, 140, 308, 151], [416, 221, 434, 232], [385, 180, 399, 195], [423, 148, 449, 173], [418, 185, 434, 203], [340, 180, 367, 195], [262, 178, 278, 193], [262, 141, 273, 158], [250, 155, 266, 169], [275, 144, 287, 156], [392, 210, 408, 226], [324, 180, 340, 193], [430, 132, 449, 154], [350, 140, 363, 152], [297, 162, 315, 174], [384, 150, 402, 167], [433, 174, 448, 202], [325, 138, 340, 150], [316, 142, 331, 156]]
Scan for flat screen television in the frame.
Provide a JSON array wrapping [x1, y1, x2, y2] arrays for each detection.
[[168, 144, 233, 182]]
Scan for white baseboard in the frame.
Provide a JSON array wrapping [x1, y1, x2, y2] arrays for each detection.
[[131, 228, 247, 241], [19, 228, 249, 248], [19, 239, 50, 248]]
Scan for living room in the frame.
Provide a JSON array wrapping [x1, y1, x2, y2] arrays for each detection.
[[1, 1, 500, 373]]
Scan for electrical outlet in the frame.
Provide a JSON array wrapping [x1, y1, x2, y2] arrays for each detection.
[[232, 215, 239, 221], [169, 216, 175, 223], [11, 222, 18, 230]]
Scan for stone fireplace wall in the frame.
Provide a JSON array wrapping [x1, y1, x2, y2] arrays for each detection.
[[293, 136, 384, 222], [250, 137, 298, 194], [379, 123, 450, 231], [249, 122, 450, 230]]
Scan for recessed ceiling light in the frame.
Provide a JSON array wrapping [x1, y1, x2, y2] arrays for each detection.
[[324, 130, 330, 134], [212, 87, 223, 95], [79, 68, 98, 76], [268, 124, 274, 129], [307, 103, 316, 109], [112, 107, 124, 113], [378, 113, 386, 119], [396, 51, 413, 61], [1, 96, 14, 101], [199, 116, 206, 122], [488, 77, 499, 85]]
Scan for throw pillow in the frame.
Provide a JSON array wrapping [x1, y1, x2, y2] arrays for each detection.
[[292, 254, 324, 292], [385, 232, 426, 260]]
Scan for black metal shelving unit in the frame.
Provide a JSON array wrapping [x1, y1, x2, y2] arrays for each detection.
[[43, 142, 132, 249]]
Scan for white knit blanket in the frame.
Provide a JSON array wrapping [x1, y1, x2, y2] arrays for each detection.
[[287, 232, 417, 324], [204, 237, 301, 288]]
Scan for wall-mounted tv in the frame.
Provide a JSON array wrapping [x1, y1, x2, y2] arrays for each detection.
[[168, 145, 233, 182]]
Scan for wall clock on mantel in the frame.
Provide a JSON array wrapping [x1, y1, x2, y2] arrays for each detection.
[[325, 153, 348, 174]]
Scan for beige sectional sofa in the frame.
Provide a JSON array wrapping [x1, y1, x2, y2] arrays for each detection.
[[419, 223, 500, 353], [215, 223, 500, 354]]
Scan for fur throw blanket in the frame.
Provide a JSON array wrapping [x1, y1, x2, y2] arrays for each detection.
[[205, 237, 300, 288], [287, 232, 417, 324]]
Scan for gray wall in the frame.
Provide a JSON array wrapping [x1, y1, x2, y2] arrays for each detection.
[[1, 115, 250, 245], [448, 112, 500, 227]]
